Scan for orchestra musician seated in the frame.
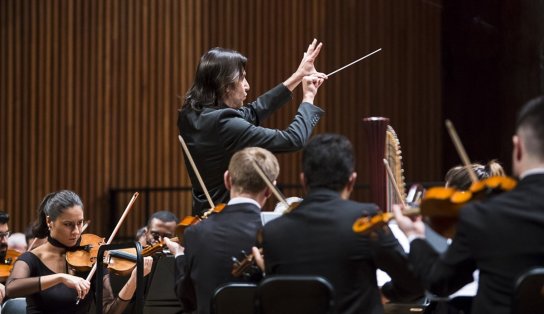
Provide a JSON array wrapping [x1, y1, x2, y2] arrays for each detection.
[[164, 147, 280, 314], [393, 95, 544, 314], [144, 211, 179, 247], [254, 133, 424, 314], [5, 190, 154, 314]]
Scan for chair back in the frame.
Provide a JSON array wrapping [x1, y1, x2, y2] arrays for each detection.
[[211, 283, 257, 314], [255, 275, 334, 314], [1, 297, 27, 314], [512, 267, 544, 314]]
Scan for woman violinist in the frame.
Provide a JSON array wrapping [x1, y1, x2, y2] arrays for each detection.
[[5, 190, 154, 314]]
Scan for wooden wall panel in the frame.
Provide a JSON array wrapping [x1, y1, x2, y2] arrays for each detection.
[[0, 0, 442, 239]]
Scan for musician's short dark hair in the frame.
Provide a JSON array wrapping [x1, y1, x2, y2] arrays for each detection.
[[517, 95, 544, 159], [148, 210, 179, 226], [302, 133, 354, 191], [0, 211, 9, 225]]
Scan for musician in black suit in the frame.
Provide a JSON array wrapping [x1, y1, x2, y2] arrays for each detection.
[[164, 147, 279, 314], [393, 95, 544, 314], [257, 133, 424, 314], [178, 40, 327, 216]]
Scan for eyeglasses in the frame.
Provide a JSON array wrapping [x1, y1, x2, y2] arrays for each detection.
[[0, 232, 10, 239], [150, 231, 172, 240]]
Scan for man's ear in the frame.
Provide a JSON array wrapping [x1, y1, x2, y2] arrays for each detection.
[[224, 170, 232, 191], [513, 135, 522, 162], [347, 172, 357, 191]]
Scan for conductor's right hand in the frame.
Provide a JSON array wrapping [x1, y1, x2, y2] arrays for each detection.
[[302, 74, 327, 104], [62, 274, 91, 300]]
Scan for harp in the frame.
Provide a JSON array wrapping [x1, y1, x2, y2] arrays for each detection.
[[363, 117, 406, 212]]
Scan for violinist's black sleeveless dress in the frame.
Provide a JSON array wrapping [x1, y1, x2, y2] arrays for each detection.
[[9, 252, 126, 314], [15, 252, 93, 313]]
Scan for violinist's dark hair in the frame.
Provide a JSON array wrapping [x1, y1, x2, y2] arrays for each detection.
[[181, 47, 247, 111], [302, 133, 354, 191], [0, 211, 9, 225], [32, 190, 83, 238], [445, 160, 505, 190], [147, 210, 179, 227], [516, 95, 544, 158]]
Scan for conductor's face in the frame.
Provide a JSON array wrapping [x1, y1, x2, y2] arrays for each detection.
[[224, 71, 250, 109]]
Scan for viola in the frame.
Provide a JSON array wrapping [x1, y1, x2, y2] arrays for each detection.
[[0, 248, 22, 282]]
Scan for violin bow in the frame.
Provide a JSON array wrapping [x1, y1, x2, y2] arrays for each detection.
[[77, 192, 139, 304], [27, 238, 38, 252], [445, 120, 479, 184], [178, 135, 215, 210], [250, 160, 289, 210]]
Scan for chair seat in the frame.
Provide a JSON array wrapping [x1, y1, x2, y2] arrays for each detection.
[[211, 283, 257, 314], [1, 297, 27, 314], [254, 275, 334, 314], [512, 267, 544, 314]]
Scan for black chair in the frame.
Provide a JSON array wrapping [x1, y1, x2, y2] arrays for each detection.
[[211, 283, 257, 314], [1, 297, 27, 314], [255, 275, 334, 314], [512, 267, 544, 314]]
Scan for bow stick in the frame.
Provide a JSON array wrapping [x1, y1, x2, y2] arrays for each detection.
[[445, 120, 479, 184], [76, 192, 139, 304], [178, 135, 215, 210]]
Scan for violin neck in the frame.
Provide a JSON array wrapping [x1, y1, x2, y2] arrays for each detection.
[[109, 250, 137, 262]]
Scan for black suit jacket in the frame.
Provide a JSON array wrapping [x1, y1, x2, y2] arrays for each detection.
[[262, 188, 424, 314], [409, 173, 544, 314], [178, 84, 324, 215], [174, 203, 262, 314]]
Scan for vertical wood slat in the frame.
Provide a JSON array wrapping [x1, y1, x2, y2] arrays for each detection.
[[1, 0, 442, 238]]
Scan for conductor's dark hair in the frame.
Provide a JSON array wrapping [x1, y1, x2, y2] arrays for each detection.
[[32, 190, 83, 238], [182, 47, 247, 111], [516, 95, 544, 159], [302, 133, 355, 191]]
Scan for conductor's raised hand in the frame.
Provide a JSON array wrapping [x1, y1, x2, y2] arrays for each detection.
[[284, 39, 326, 91], [302, 73, 327, 104]]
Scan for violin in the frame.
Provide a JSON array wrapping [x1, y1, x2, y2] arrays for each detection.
[[177, 135, 229, 239], [106, 237, 180, 276], [65, 233, 105, 273], [419, 175, 517, 237], [0, 248, 22, 282], [231, 248, 263, 279], [175, 204, 226, 240]]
